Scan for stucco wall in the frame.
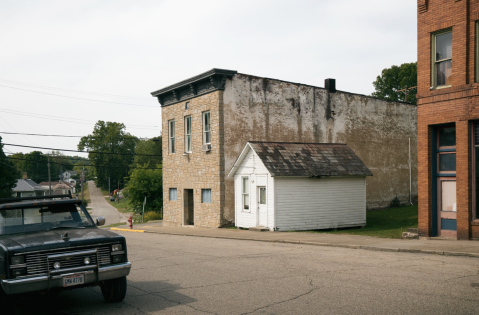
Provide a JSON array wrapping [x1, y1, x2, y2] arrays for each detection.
[[222, 74, 417, 224]]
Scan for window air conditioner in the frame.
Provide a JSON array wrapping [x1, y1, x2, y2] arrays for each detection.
[[202, 144, 211, 152]]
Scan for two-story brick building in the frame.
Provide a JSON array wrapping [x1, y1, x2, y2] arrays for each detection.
[[417, 0, 479, 240], [152, 69, 417, 228]]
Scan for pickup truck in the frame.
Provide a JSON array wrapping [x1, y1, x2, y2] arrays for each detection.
[[0, 194, 131, 313]]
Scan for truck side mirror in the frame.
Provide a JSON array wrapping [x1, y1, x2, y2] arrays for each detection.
[[96, 217, 106, 226]]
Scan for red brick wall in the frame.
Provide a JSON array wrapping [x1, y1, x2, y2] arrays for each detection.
[[417, 0, 479, 239]]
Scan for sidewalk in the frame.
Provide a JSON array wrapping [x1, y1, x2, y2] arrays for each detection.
[[110, 222, 479, 258]]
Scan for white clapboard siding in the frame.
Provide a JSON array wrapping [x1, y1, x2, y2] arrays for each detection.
[[274, 176, 366, 231], [234, 148, 274, 229]]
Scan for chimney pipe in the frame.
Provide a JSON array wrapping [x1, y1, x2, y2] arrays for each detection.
[[23, 172, 27, 180], [325, 79, 336, 93]]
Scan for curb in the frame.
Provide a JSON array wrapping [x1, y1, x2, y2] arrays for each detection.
[[110, 228, 145, 233], [112, 228, 479, 258]]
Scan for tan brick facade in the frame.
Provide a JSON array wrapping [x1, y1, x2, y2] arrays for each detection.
[[417, 0, 479, 239], [161, 91, 226, 227]]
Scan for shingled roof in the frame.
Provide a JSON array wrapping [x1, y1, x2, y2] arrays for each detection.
[[229, 142, 372, 177]]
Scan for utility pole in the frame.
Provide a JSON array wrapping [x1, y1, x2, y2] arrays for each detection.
[[409, 138, 412, 205], [397, 86, 417, 103], [47, 153, 52, 196], [81, 167, 84, 200]]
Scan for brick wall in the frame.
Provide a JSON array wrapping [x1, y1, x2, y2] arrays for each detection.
[[161, 91, 226, 227], [417, 0, 479, 239]]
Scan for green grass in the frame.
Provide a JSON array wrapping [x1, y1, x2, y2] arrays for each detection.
[[307, 205, 418, 239]]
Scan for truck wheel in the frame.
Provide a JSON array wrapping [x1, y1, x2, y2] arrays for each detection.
[[100, 276, 127, 303], [0, 287, 15, 314]]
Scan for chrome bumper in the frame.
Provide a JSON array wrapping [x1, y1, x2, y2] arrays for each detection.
[[0, 262, 131, 295]]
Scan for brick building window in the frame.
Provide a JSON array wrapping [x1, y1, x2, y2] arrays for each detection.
[[202, 189, 211, 203], [169, 188, 177, 201], [185, 116, 192, 153], [168, 120, 175, 154], [472, 123, 479, 220], [203, 111, 211, 144], [432, 30, 452, 88]]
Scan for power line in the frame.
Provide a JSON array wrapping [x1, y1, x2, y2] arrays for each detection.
[[0, 84, 157, 108], [0, 131, 157, 140], [0, 108, 161, 130], [4, 143, 162, 157], [7, 157, 162, 170], [0, 79, 152, 101]]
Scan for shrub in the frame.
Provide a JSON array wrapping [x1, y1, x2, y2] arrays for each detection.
[[389, 196, 401, 208], [143, 211, 162, 222], [82, 199, 90, 208]]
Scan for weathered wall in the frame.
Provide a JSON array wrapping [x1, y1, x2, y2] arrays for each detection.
[[161, 91, 225, 228], [222, 74, 417, 224]]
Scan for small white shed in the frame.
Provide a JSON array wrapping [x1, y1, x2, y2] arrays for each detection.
[[227, 142, 373, 231]]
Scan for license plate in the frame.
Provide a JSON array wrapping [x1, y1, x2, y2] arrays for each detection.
[[63, 274, 84, 287]]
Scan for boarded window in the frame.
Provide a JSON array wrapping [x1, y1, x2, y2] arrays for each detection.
[[202, 189, 211, 203], [169, 188, 177, 201]]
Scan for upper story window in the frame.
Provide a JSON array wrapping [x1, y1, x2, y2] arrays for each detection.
[[185, 116, 192, 153], [432, 30, 452, 88], [168, 120, 175, 154], [185, 101, 190, 110], [203, 111, 211, 144]]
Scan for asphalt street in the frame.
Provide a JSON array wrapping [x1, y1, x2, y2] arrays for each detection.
[[15, 232, 479, 315], [87, 181, 122, 226]]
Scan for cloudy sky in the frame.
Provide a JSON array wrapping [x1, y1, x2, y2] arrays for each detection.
[[0, 0, 416, 157]]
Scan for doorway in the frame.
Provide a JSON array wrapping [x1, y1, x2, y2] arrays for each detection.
[[257, 186, 267, 226], [184, 189, 194, 226]]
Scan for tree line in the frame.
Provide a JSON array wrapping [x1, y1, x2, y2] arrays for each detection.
[[0, 121, 162, 215]]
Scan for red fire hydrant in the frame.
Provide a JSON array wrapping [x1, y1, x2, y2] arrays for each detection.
[[127, 216, 133, 229]]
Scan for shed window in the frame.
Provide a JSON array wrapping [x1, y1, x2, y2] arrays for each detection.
[[169, 188, 177, 201], [242, 177, 249, 211], [203, 111, 211, 144], [202, 189, 211, 203], [432, 30, 452, 88], [185, 116, 192, 153], [168, 120, 175, 154]]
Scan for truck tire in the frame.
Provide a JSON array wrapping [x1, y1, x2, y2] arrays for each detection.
[[0, 286, 15, 315], [100, 276, 127, 303]]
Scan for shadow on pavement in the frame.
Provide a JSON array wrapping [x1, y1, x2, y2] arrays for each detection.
[[14, 279, 195, 314]]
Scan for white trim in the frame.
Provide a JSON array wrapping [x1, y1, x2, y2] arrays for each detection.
[[184, 116, 192, 153]]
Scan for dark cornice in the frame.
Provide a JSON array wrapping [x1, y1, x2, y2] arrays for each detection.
[[150, 68, 237, 107]]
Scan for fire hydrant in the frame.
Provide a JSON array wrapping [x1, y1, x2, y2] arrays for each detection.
[[127, 215, 133, 229]]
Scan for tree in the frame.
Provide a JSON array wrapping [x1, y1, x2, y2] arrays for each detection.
[[130, 136, 162, 169], [0, 136, 17, 198], [125, 163, 162, 212], [49, 150, 74, 181], [23, 151, 49, 183], [372, 62, 417, 104], [78, 121, 138, 190]]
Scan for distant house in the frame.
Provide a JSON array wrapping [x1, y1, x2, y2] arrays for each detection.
[[62, 170, 77, 181], [52, 181, 73, 195], [38, 181, 75, 194], [12, 179, 48, 198], [228, 142, 372, 231]]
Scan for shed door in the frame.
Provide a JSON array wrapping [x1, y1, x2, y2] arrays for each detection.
[[257, 187, 267, 226]]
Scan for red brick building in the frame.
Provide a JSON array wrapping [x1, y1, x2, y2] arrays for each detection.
[[417, 0, 479, 239]]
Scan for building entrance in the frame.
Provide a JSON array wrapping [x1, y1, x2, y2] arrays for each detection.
[[184, 189, 194, 226]]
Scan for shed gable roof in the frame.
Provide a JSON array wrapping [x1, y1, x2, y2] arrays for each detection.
[[237, 142, 372, 177]]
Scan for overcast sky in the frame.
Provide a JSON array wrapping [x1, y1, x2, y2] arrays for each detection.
[[0, 0, 416, 157]]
